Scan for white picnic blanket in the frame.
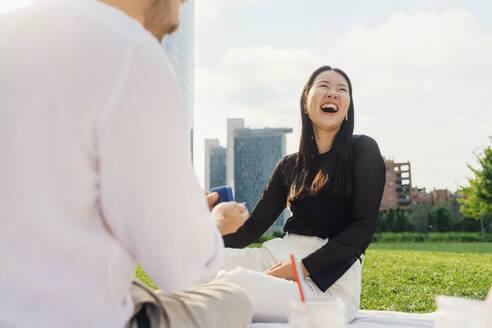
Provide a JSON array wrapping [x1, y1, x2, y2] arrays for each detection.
[[250, 310, 435, 328]]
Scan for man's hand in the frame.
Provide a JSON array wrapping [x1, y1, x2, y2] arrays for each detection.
[[204, 191, 219, 211], [212, 202, 248, 235], [265, 260, 310, 281]]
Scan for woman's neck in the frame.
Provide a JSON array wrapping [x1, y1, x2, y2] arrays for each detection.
[[313, 127, 338, 154]]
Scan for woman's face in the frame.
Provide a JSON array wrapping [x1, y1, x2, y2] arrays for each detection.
[[306, 70, 351, 134]]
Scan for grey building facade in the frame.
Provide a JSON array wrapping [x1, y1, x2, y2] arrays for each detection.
[[162, 0, 194, 159], [228, 119, 292, 234], [205, 119, 293, 234], [205, 139, 227, 190]]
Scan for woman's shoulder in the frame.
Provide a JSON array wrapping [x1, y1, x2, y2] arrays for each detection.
[[351, 134, 380, 152], [351, 135, 384, 164], [283, 152, 298, 163], [276, 152, 297, 175]]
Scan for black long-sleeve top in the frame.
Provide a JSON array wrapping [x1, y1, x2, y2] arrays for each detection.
[[223, 135, 386, 292]]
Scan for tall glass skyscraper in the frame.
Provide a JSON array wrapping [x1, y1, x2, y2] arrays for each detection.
[[162, 0, 194, 159], [227, 119, 293, 233], [205, 119, 293, 234], [204, 139, 227, 190]]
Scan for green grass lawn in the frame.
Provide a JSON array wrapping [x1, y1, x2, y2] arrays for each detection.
[[361, 242, 492, 313], [135, 265, 157, 290], [368, 242, 492, 253], [136, 242, 492, 313]]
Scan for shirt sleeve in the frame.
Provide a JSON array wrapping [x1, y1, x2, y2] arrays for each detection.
[[302, 136, 385, 291], [96, 44, 223, 293], [223, 156, 288, 248]]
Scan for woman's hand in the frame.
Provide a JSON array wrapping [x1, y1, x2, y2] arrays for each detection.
[[265, 260, 310, 280]]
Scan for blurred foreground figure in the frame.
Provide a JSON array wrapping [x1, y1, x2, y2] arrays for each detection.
[[0, 1, 251, 327]]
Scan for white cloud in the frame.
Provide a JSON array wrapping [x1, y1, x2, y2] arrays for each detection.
[[194, 46, 324, 184], [324, 8, 492, 190], [196, 0, 268, 37], [196, 46, 325, 124], [194, 9, 492, 190]]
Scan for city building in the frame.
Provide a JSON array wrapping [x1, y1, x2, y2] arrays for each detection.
[[205, 119, 293, 234], [432, 189, 452, 204], [380, 159, 413, 211], [226, 119, 245, 192], [412, 187, 453, 206], [204, 139, 227, 190], [381, 158, 456, 211], [227, 119, 292, 234], [411, 187, 434, 205], [162, 0, 194, 160]]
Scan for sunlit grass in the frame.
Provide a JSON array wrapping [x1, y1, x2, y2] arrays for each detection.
[[136, 242, 492, 313], [135, 265, 157, 290], [361, 243, 492, 312], [369, 242, 492, 253]]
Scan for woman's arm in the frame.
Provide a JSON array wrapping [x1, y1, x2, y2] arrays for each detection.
[[223, 156, 289, 248], [301, 136, 386, 291]]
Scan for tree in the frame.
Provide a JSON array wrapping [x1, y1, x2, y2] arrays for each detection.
[[434, 206, 451, 232], [378, 207, 415, 232], [459, 138, 492, 238], [375, 211, 385, 233], [446, 197, 464, 225], [454, 216, 481, 232], [385, 208, 396, 232], [427, 211, 435, 232], [272, 230, 285, 238], [409, 203, 433, 233], [394, 207, 414, 232]]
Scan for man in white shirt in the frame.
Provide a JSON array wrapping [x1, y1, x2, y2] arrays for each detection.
[[0, 0, 252, 327]]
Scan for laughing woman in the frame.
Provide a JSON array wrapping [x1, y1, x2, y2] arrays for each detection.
[[212, 66, 386, 323]]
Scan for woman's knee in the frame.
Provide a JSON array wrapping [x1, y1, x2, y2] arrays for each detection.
[[223, 247, 272, 272], [214, 267, 249, 284], [343, 297, 358, 323]]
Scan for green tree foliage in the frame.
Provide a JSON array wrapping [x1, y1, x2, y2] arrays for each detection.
[[454, 217, 482, 232], [408, 203, 433, 233], [377, 207, 415, 232], [375, 211, 385, 233], [434, 206, 452, 232], [385, 208, 395, 231], [427, 207, 452, 232], [272, 230, 286, 238], [459, 139, 492, 220], [447, 197, 464, 224], [395, 207, 414, 232]]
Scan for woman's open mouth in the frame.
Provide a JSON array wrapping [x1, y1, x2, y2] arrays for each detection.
[[321, 104, 338, 113]]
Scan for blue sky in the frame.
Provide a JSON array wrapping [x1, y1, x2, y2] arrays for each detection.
[[194, 0, 492, 191]]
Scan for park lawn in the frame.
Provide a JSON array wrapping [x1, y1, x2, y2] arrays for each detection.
[[368, 242, 492, 253], [136, 242, 492, 313], [136, 266, 157, 290], [361, 242, 492, 313]]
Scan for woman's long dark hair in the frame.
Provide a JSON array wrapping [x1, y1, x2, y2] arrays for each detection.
[[287, 66, 354, 205]]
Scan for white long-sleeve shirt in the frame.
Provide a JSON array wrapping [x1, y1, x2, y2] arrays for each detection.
[[0, 1, 223, 327]]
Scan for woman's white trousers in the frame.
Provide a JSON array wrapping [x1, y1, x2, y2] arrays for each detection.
[[211, 233, 361, 323]]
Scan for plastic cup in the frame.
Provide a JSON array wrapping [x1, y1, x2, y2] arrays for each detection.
[[435, 295, 492, 328], [289, 298, 347, 328]]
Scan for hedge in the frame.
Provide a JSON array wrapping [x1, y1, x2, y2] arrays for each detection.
[[371, 232, 492, 243]]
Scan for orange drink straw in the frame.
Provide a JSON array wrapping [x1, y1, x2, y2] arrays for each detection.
[[290, 253, 306, 302]]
